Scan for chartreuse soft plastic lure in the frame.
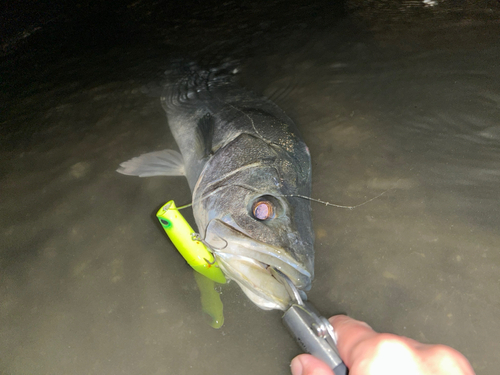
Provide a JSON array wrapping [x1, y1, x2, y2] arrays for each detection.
[[193, 271, 224, 328], [156, 200, 226, 284]]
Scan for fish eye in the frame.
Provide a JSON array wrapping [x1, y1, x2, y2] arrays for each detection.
[[252, 200, 274, 221], [250, 195, 282, 221]]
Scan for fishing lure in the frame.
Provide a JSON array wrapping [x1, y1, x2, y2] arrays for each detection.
[[156, 200, 226, 284]]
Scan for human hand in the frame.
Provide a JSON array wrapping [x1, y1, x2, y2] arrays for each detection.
[[290, 315, 475, 375]]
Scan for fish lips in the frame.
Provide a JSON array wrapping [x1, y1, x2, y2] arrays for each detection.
[[204, 219, 312, 306]]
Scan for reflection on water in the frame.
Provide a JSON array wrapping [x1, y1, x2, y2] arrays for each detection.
[[1, 2, 500, 374]]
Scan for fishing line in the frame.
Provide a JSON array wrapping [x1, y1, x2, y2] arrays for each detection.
[[282, 189, 390, 210], [176, 202, 193, 210], [176, 182, 391, 211], [204, 182, 392, 210]]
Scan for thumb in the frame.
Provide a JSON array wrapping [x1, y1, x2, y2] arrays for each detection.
[[291, 354, 334, 375]]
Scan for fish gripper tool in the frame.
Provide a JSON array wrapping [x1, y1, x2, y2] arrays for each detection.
[[271, 268, 348, 375]]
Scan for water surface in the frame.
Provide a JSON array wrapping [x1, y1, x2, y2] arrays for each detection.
[[1, 2, 499, 374]]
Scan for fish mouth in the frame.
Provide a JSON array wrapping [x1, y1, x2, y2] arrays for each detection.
[[204, 219, 312, 310]]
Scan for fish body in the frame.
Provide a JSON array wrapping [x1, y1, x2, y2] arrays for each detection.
[[118, 65, 314, 310]]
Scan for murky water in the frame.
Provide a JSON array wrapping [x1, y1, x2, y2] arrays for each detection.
[[2, 2, 500, 374]]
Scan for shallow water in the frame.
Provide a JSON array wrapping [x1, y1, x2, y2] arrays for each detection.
[[2, 3, 500, 374]]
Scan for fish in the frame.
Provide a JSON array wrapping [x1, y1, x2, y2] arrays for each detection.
[[117, 64, 314, 310]]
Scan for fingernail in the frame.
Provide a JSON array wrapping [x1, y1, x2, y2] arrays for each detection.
[[290, 357, 303, 375]]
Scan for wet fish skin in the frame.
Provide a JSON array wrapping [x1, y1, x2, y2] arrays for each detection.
[[118, 65, 314, 310]]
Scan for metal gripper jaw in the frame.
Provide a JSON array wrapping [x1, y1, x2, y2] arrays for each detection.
[[270, 268, 348, 375]]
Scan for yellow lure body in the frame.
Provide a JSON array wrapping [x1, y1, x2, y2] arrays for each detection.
[[156, 200, 226, 284]]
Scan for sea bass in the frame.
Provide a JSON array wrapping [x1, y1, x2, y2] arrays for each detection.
[[118, 65, 314, 310]]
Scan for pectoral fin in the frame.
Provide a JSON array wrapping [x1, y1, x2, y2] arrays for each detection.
[[117, 149, 185, 177]]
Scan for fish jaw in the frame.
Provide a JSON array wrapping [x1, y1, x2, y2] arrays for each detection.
[[216, 254, 292, 310], [205, 219, 312, 310]]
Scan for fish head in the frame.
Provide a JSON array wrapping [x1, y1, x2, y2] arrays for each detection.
[[193, 138, 314, 310]]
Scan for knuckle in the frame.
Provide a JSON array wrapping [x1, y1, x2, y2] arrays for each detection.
[[367, 334, 419, 373]]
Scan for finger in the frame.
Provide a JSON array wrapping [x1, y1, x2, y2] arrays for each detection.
[[418, 344, 476, 375], [329, 315, 379, 367], [291, 354, 334, 375]]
